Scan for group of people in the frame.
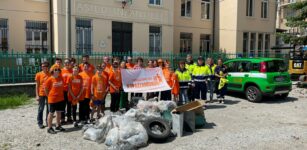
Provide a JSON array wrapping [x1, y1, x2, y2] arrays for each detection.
[[35, 54, 228, 134]]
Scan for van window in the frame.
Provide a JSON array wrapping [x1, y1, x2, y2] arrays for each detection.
[[251, 63, 260, 71], [267, 60, 287, 72], [236, 61, 251, 72]]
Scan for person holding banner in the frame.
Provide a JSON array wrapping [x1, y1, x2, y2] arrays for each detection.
[[120, 61, 129, 110], [133, 57, 144, 69], [109, 61, 122, 112], [215, 58, 228, 103], [126, 56, 135, 69], [176, 61, 192, 105], [160, 59, 172, 100], [192, 56, 207, 102]]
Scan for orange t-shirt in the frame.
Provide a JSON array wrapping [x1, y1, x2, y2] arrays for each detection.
[[79, 63, 95, 73], [92, 73, 109, 100], [44, 76, 64, 104], [35, 71, 51, 96], [126, 63, 135, 69], [67, 75, 83, 104], [109, 69, 122, 94], [79, 71, 94, 99], [104, 63, 112, 74], [171, 73, 180, 95], [163, 68, 172, 86], [61, 68, 72, 91]]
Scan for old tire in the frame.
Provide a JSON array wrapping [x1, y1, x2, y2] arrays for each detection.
[[143, 118, 171, 143], [245, 86, 262, 102]]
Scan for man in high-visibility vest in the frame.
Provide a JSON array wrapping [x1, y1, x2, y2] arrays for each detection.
[[192, 56, 207, 101], [204, 57, 217, 102], [176, 61, 192, 105], [185, 54, 196, 101]]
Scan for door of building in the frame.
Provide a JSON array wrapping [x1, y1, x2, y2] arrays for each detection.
[[112, 22, 132, 54]]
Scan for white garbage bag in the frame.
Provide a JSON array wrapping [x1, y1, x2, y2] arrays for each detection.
[[83, 128, 104, 142]]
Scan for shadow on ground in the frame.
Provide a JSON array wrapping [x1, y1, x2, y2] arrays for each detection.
[[262, 96, 298, 104]]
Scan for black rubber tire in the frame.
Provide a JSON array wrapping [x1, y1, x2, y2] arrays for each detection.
[[245, 86, 262, 102], [143, 117, 171, 143]]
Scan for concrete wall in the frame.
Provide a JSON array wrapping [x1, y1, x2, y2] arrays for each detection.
[[0, 0, 49, 52], [53, 0, 174, 53], [173, 0, 213, 54]]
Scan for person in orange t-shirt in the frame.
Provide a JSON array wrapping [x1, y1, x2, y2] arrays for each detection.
[[109, 61, 122, 112], [79, 55, 95, 73], [160, 59, 172, 100], [90, 65, 109, 120], [79, 62, 94, 124], [67, 65, 83, 127], [44, 66, 66, 134], [103, 56, 112, 74], [61, 58, 73, 124], [171, 71, 180, 103], [35, 61, 51, 129], [126, 56, 135, 69], [50, 58, 62, 71]]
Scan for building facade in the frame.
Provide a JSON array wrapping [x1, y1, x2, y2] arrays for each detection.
[[0, 0, 277, 55], [216, 0, 277, 56]]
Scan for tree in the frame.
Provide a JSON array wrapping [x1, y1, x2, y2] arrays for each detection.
[[279, 1, 307, 46]]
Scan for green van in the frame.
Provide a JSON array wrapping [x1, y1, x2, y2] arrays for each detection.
[[224, 58, 292, 102]]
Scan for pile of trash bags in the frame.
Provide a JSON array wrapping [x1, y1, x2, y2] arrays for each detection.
[[82, 100, 177, 150]]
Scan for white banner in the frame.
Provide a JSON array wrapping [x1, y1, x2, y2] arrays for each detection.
[[121, 68, 171, 93]]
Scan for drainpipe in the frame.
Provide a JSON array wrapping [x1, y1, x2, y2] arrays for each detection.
[[49, 0, 54, 54], [212, 0, 216, 53]]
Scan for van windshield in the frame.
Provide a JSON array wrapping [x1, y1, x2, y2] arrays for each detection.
[[267, 60, 287, 72]]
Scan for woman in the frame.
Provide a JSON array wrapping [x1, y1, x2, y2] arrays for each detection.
[[119, 61, 129, 111], [109, 61, 122, 112], [175, 61, 192, 105], [44, 66, 66, 134], [159, 59, 172, 100], [215, 58, 228, 103], [67, 65, 83, 127]]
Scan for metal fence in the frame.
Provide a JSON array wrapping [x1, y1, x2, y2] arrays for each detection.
[[0, 50, 289, 84]]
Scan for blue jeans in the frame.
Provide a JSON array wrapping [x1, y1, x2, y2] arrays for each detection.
[[207, 80, 216, 101], [37, 96, 49, 125], [179, 88, 189, 105]]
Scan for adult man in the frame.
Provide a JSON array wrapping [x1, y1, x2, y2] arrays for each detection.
[[185, 54, 196, 101], [205, 58, 217, 102], [50, 58, 62, 71], [192, 56, 207, 101], [79, 55, 95, 73], [103, 56, 112, 73], [61, 59, 73, 124], [35, 61, 51, 129]]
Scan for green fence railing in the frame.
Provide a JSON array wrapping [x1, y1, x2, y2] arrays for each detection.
[[0, 50, 289, 84]]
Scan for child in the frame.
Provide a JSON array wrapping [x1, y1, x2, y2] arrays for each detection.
[[171, 71, 180, 103], [67, 65, 83, 127], [91, 65, 109, 121]]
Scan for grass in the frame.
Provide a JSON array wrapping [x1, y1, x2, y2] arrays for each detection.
[[0, 94, 31, 110]]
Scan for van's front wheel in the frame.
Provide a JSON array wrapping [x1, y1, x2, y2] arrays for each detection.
[[245, 86, 262, 102]]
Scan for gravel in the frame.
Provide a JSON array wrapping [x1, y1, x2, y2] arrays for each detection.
[[1, 86, 307, 150]]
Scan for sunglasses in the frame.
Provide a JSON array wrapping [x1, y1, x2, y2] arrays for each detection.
[[54, 69, 61, 72]]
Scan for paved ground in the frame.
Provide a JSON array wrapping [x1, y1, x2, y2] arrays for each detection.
[[0, 86, 307, 150]]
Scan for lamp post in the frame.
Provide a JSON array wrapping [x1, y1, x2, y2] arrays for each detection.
[[66, 0, 71, 58]]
